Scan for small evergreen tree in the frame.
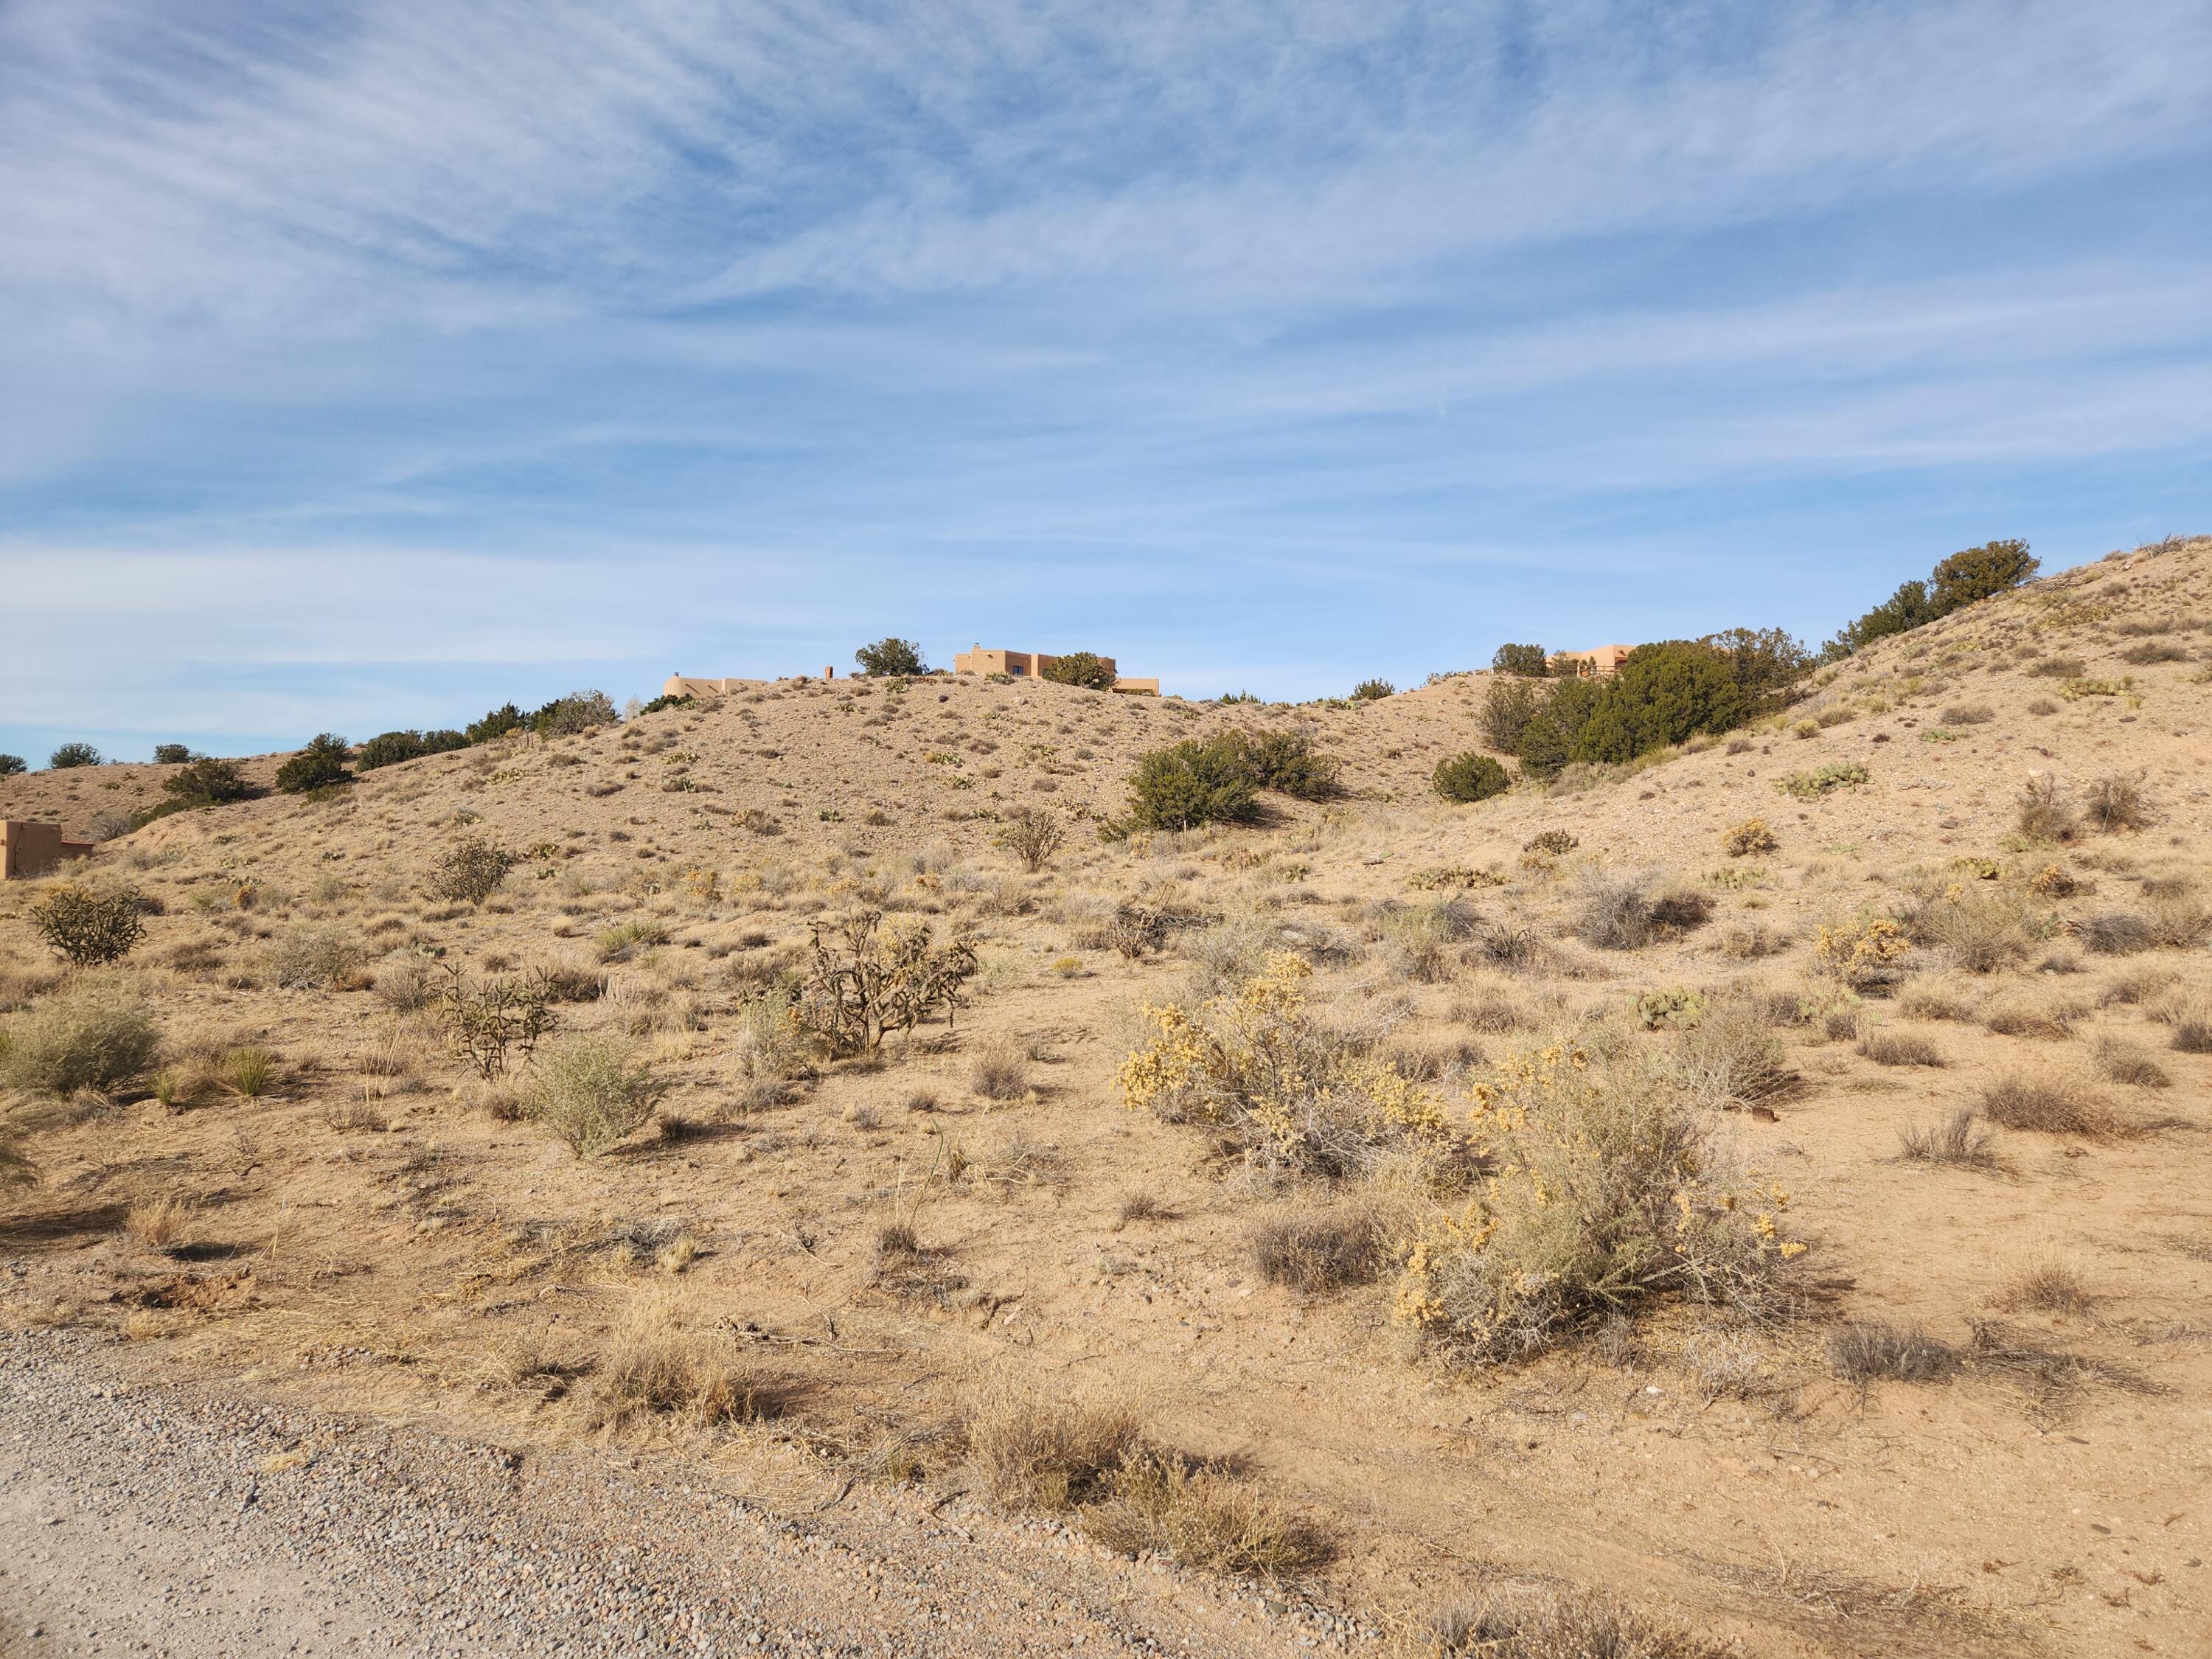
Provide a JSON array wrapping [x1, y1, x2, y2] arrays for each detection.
[[275, 734, 352, 793], [49, 742, 101, 769], [356, 731, 428, 771], [1124, 734, 1260, 830], [1433, 752, 1510, 803], [855, 638, 927, 677], [1350, 678, 1394, 700], [466, 703, 526, 744], [1481, 675, 1548, 754], [0, 754, 25, 777], [532, 690, 616, 736], [152, 743, 193, 765], [1930, 539, 2037, 615], [164, 757, 254, 808], [1491, 643, 1550, 677], [1041, 651, 1116, 690]]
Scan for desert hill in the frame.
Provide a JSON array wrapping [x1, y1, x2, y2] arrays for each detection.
[[3, 535, 2210, 1657]]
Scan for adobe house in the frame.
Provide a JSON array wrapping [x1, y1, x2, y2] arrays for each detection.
[[953, 647, 1160, 695], [0, 821, 94, 881], [1547, 644, 1634, 679]]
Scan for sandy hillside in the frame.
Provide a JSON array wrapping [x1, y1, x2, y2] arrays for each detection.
[[3, 535, 2211, 1658]]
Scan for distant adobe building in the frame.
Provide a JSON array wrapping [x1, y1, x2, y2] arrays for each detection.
[[1547, 644, 1634, 679], [0, 820, 94, 881], [953, 647, 1158, 695]]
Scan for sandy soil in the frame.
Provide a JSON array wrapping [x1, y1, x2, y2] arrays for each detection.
[[3, 535, 2210, 1656]]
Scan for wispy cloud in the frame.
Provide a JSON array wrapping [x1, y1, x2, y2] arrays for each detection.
[[1, 1, 2208, 757]]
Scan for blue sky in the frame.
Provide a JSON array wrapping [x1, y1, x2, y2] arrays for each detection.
[[3, 0, 2209, 762]]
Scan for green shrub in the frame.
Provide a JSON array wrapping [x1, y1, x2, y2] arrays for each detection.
[[1565, 642, 1750, 765], [163, 757, 255, 809], [0, 753, 24, 777], [1349, 678, 1394, 700], [1514, 678, 1602, 779], [1433, 752, 1509, 804], [152, 744, 193, 765], [1522, 830, 1578, 856], [523, 1035, 663, 1156], [855, 638, 927, 677], [1480, 675, 1547, 754], [1697, 626, 1814, 703], [1490, 642, 1549, 677], [1126, 735, 1258, 830], [356, 730, 429, 771], [49, 742, 102, 769], [1930, 538, 2038, 613], [275, 733, 352, 793], [465, 703, 526, 743], [29, 883, 150, 967], [531, 691, 616, 736], [0, 975, 160, 1094], [1235, 729, 1340, 799], [635, 693, 694, 717], [1042, 651, 1116, 691]]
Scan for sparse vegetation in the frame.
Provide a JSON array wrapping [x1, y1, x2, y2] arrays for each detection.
[[0, 975, 160, 1095], [1828, 1320, 1958, 1384], [1980, 1073, 2118, 1138], [1897, 1107, 1995, 1168], [854, 638, 927, 677], [428, 835, 520, 906], [1251, 1209, 1381, 1291], [2082, 773, 2151, 832], [796, 911, 976, 1057], [29, 883, 150, 967], [995, 806, 1065, 872], [1773, 760, 1868, 799], [1394, 1043, 1798, 1366], [524, 1034, 663, 1157]]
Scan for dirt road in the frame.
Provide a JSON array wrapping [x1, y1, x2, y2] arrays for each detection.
[[0, 1332, 1346, 1658]]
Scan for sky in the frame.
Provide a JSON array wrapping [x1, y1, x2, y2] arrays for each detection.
[[2, 0, 2209, 763]]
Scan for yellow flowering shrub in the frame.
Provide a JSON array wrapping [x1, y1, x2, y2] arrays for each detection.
[[1812, 913, 1913, 988], [1392, 1045, 1799, 1366], [1116, 954, 1451, 1173]]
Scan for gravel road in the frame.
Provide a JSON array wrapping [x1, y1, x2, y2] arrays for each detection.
[[0, 1332, 1357, 1658]]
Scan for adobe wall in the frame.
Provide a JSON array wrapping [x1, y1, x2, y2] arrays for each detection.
[[0, 821, 95, 881]]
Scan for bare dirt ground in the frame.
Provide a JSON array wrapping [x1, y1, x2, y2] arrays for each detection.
[[4, 535, 2210, 1656]]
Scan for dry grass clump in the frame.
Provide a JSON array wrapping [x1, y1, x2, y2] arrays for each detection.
[[264, 926, 367, 990], [1396, 1046, 1798, 1367], [2143, 894, 2211, 948], [1251, 1208, 1382, 1292], [2000, 1256, 2096, 1317], [2163, 995, 2212, 1054], [962, 1383, 1323, 1577], [125, 1194, 195, 1253], [372, 956, 435, 1011], [1449, 986, 1527, 1034], [221, 1045, 278, 1098], [591, 1293, 791, 1427], [1573, 876, 1711, 950], [1670, 998, 1795, 1109], [1081, 1451, 1328, 1577], [1827, 1320, 1958, 1384], [1980, 1073, 2119, 1138], [964, 1381, 1144, 1510], [521, 1034, 663, 1156], [0, 975, 160, 1095], [2080, 911, 2154, 956], [1978, 992, 2078, 1041], [970, 1037, 1031, 1099], [1896, 1108, 1996, 1169], [2081, 774, 2152, 833], [1910, 892, 2034, 974], [1938, 703, 1994, 725], [2016, 776, 2076, 843], [1855, 1026, 1945, 1068], [1418, 1593, 1730, 1658], [2093, 1036, 2170, 1089], [1897, 974, 1978, 1022]]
